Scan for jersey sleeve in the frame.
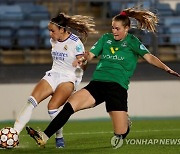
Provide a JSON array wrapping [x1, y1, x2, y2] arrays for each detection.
[[50, 38, 55, 47], [130, 35, 150, 57], [90, 34, 105, 57], [75, 40, 85, 56]]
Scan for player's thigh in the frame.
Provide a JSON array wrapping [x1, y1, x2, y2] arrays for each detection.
[[48, 82, 74, 109], [109, 111, 128, 134], [68, 89, 96, 112], [31, 79, 53, 103]]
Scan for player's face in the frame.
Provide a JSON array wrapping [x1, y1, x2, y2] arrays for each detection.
[[112, 21, 129, 41], [48, 23, 63, 41]]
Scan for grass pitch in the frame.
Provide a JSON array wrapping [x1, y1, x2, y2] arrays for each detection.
[[0, 118, 180, 154]]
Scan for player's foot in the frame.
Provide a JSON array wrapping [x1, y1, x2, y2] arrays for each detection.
[[56, 137, 65, 148], [111, 135, 123, 149], [26, 126, 46, 147]]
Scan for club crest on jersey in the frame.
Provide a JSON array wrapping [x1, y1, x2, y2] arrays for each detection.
[[121, 41, 127, 47], [64, 45, 68, 50]]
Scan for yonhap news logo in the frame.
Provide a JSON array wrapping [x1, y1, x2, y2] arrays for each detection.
[[125, 138, 180, 145]]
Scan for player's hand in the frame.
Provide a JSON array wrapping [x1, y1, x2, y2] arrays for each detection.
[[84, 51, 89, 60], [72, 51, 89, 67], [167, 69, 180, 77], [72, 57, 87, 67], [72, 59, 81, 67]]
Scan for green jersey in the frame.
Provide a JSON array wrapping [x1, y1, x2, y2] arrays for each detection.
[[90, 33, 149, 90]]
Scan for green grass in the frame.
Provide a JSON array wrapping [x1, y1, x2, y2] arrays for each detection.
[[0, 119, 180, 154]]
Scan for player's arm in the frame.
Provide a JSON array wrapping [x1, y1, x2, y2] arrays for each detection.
[[73, 34, 104, 68], [76, 34, 104, 66], [143, 53, 180, 77], [83, 51, 95, 62], [75, 54, 88, 71], [73, 51, 95, 69]]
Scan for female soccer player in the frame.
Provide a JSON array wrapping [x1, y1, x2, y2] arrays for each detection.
[[13, 13, 97, 148], [26, 8, 180, 149]]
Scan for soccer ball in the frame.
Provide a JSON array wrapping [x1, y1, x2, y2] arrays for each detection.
[[0, 127, 19, 149]]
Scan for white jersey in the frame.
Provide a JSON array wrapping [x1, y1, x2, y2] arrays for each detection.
[[50, 33, 84, 77], [43, 33, 84, 91]]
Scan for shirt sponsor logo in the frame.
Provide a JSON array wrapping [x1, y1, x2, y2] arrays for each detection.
[[102, 54, 124, 61], [110, 47, 119, 54], [52, 51, 68, 61]]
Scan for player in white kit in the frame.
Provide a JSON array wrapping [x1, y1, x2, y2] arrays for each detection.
[[13, 13, 97, 148]]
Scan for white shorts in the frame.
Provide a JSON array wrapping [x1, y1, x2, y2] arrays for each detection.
[[42, 70, 82, 92]]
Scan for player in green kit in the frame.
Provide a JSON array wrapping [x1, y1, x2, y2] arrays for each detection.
[[90, 32, 150, 90], [26, 7, 180, 149]]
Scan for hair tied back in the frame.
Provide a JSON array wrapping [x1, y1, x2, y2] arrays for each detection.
[[120, 11, 127, 16]]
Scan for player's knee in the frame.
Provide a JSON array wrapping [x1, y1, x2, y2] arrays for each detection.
[[28, 96, 38, 107]]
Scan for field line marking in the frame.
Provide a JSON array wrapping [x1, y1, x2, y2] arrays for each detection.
[[64, 128, 180, 135], [21, 128, 180, 137]]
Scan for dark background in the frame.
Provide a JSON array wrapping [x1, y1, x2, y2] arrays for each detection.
[[0, 61, 179, 83]]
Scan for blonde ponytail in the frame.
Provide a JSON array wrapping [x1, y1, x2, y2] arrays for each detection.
[[123, 7, 158, 33]]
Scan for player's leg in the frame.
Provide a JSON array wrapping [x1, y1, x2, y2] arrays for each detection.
[[47, 82, 74, 148], [109, 111, 130, 149], [45, 88, 95, 138], [109, 111, 129, 134], [14, 79, 53, 134], [105, 82, 129, 149], [26, 88, 96, 147]]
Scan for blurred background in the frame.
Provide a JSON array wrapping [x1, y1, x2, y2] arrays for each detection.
[[0, 0, 179, 121], [0, 0, 180, 82]]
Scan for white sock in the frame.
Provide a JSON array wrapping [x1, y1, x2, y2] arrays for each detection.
[[14, 96, 38, 134], [48, 109, 63, 138]]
